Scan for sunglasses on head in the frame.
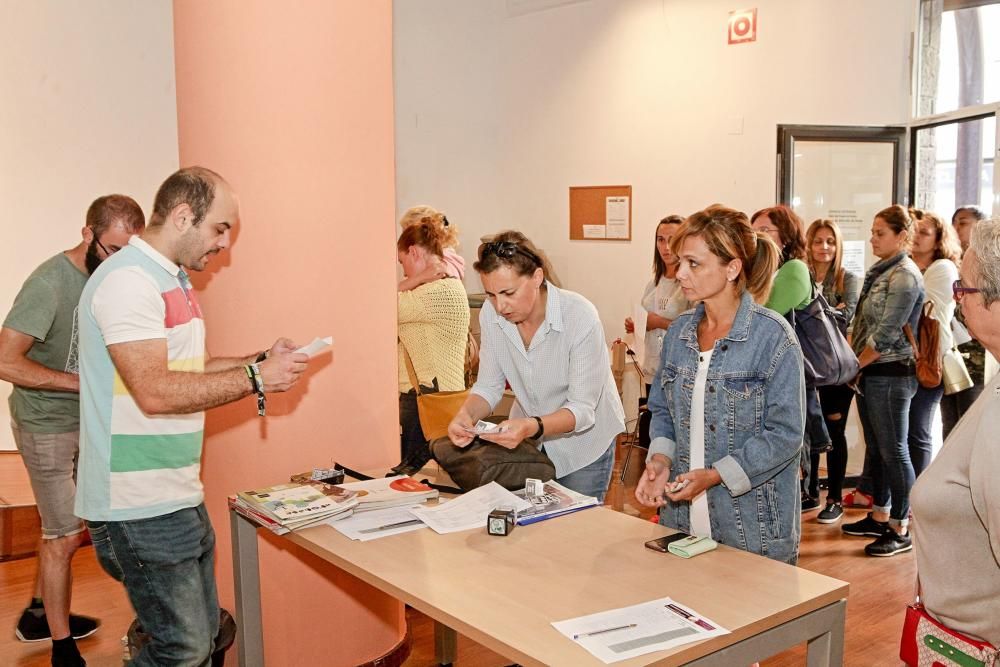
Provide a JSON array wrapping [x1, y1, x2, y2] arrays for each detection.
[[479, 240, 542, 266]]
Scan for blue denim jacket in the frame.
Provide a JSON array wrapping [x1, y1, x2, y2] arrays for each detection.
[[852, 253, 924, 364], [647, 292, 805, 564]]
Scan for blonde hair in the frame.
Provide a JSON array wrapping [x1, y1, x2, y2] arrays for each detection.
[[671, 205, 780, 304], [399, 205, 458, 249]]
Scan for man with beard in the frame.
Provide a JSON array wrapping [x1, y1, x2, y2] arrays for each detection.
[[0, 195, 144, 666], [76, 167, 308, 665]]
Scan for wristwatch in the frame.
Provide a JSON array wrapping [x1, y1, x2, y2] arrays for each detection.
[[531, 416, 545, 440]]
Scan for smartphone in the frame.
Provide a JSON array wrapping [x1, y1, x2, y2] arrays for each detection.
[[644, 532, 693, 553]]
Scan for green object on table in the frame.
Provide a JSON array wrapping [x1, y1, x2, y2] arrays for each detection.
[[667, 535, 718, 558]]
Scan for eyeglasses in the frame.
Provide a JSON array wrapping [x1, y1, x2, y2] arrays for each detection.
[[953, 279, 981, 302], [94, 238, 120, 257], [479, 240, 541, 267]]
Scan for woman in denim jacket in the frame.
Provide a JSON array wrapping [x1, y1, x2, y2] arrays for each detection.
[[635, 206, 806, 565], [841, 205, 924, 558]]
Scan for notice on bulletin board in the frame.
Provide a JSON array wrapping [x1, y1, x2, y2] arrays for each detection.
[[583, 225, 607, 239], [606, 197, 630, 239]]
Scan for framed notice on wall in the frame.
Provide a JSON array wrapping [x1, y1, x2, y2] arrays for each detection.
[[569, 185, 632, 241]]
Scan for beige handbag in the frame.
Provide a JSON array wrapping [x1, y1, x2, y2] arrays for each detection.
[[399, 338, 469, 441], [941, 347, 974, 396]]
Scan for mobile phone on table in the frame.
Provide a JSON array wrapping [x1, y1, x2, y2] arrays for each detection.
[[644, 532, 692, 553]]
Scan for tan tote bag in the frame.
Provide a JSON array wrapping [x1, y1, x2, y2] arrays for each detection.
[[399, 338, 469, 441]]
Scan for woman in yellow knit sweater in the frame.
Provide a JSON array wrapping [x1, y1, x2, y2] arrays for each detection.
[[394, 220, 470, 475]]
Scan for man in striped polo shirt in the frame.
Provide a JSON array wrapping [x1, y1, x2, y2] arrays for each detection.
[[76, 167, 308, 665]]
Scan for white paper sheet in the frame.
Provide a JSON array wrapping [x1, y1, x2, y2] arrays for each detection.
[[551, 597, 728, 664], [631, 303, 648, 369], [606, 196, 630, 239], [296, 336, 334, 358], [408, 482, 531, 534], [841, 240, 866, 278], [326, 504, 429, 541], [583, 224, 607, 239]]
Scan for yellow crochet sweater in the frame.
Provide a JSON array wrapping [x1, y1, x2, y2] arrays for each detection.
[[397, 278, 470, 393]]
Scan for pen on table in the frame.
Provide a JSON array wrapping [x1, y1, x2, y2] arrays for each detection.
[[357, 519, 425, 535], [572, 623, 637, 640], [376, 519, 423, 531], [666, 603, 715, 631]]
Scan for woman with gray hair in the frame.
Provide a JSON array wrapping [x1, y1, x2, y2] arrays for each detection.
[[910, 217, 1000, 647]]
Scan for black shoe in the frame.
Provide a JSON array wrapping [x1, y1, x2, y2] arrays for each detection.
[[864, 528, 913, 557], [801, 495, 820, 512], [842, 512, 888, 537], [816, 502, 844, 524], [15, 608, 100, 643], [51, 636, 86, 667], [386, 462, 421, 477]]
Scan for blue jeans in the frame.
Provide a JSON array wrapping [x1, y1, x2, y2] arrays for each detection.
[[857, 374, 917, 526], [88, 504, 219, 666], [908, 382, 943, 478], [553, 440, 614, 502]]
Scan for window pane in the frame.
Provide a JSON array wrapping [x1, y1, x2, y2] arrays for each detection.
[[917, 1, 1000, 115], [914, 115, 995, 216]]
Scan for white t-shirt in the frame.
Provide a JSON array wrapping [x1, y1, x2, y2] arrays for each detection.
[[639, 277, 686, 378], [688, 349, 713, 538]]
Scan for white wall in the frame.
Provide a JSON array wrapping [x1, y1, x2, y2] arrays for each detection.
[[0, 1, 179, 450], [394, 0, 915, 339]]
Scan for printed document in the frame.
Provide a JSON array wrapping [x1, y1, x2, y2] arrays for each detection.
[[409, 482, 531, 534], [552, 597, 728, 663], [327, 505, 428, 541]]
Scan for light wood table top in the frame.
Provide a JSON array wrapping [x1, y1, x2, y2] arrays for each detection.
[[287, 505, 848, 666]]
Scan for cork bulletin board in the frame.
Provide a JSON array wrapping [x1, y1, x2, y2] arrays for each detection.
[[569, 185, 632, 241]]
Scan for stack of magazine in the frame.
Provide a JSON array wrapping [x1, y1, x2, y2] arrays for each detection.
[[230, 482, 359, 535], [337, 475, 439, 512], [512, 480, 599, 525]]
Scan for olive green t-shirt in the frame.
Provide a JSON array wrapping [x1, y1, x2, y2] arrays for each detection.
[[4, 253, 87, 433]]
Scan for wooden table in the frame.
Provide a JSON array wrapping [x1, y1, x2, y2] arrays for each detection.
[[231, 504, 848, 666]]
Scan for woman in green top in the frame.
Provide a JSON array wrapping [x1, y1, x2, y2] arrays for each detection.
[[752, 205, 829, 511]]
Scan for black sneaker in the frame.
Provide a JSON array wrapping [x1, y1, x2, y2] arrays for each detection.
[[801, 494, 820, 512], [817, 502, 844, 524], [841, 512, 888, 537], [15, 607, 100, 643], [865, 528, 913, 557]]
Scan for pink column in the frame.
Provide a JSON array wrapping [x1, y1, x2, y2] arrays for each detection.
[[172, 2, 403, 664]]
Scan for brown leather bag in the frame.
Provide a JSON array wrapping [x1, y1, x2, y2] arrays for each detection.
[[904, 301, 941, 389], [400, 338, 469, 441]]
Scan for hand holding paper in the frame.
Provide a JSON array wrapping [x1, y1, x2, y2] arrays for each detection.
[[296, 336, 334, 358]]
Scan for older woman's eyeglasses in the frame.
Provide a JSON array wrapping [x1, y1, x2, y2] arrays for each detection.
[[953, 279, 981, 302], [479, 240, 542, 266]]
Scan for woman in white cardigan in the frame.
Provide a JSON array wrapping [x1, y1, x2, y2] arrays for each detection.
[[907, 209, 961, 477]]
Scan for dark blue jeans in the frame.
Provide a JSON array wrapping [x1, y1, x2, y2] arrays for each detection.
[[857, 374, 917, 526], [908, 381, 943, 478], [399, 380, 439, 467], [88, 504, 219, 666]]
